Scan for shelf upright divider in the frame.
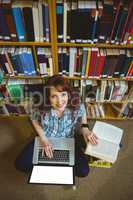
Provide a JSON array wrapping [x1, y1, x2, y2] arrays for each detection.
[[48, 0, 58, 74]]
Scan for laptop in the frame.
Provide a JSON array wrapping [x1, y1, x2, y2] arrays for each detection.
[[32, 136, 75, 166], [29, 136, 75, 185]]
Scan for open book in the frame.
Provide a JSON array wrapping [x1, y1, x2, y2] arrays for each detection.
[[85, 121, 123, 163]]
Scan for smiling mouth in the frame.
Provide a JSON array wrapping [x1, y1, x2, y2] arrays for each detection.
[[57, 105, 64, 108], [56, 103, 65, 108]]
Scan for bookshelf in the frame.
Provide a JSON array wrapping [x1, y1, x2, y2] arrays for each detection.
[[0, 0, 133, 120]]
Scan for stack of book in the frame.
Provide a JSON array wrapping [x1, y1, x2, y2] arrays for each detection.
[[0, 0, 50, 42], [86, 103, 105, 118], [0, 103, 27, 115], [0, 47, 53, 77], [82, 80, 128, 103], [118, 103, 133, 118], [56, 0, 133, 44], [57, 47, 133, 78]]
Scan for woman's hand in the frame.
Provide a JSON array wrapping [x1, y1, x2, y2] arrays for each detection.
[[40, 138, 53, 158], [82, 130, 98, 145], [31, 120, 53, 158]]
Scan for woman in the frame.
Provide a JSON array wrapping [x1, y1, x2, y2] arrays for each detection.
[[15, 75, 98, 177]]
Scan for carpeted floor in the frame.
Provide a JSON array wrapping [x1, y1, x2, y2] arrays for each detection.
[[0, 117, 133, 200]]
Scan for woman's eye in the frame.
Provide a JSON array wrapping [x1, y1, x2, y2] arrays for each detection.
[[62, 92, 67, 97], [51, 95, 57, 99]]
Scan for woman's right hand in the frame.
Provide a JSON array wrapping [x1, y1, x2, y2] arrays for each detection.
[[31, 120, 53, 158], [40, 138, 53, 158]]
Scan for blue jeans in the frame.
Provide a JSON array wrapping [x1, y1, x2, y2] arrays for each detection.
[[15, 135, 89, 177]]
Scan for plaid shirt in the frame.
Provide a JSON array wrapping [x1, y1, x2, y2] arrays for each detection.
[[41, 104, 86, 138]]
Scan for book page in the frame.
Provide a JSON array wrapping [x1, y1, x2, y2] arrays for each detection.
[[85, 138, 119, 163], [93, 121, 123, 144]]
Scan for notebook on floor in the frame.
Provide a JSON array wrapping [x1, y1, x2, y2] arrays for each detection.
[[29, 165, 75, 185]]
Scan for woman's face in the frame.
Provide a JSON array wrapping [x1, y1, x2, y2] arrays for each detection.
[[49, 86, 68, 112]]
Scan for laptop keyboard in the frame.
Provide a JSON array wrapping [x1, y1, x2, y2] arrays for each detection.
[[38, 149, 70, 163]]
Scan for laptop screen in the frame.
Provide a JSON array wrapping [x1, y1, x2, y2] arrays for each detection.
[[29, 165, 74, 185]]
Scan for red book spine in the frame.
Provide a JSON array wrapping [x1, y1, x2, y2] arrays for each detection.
[[127, 62, 133, 77], [88, 48, 97, 77], [97, 53, 105, 78], [121, 2, 133, 42]]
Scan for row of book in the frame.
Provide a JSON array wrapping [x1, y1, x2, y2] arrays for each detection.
[[81, 80, 130, 103], [56, 0, 133, 44], [0, 0, 50, 42], [1, 79, 133, 104], [0, 46, 133, 78], [86, 103, 106, 118], [1, 99, 133, 119], [58, 47, 133, 78], [0, 47, 53, 77], [0, 80, 133, 118], [0, 82, 47, 107], [0, 102, 27, 115], [118, 103, 133, 118], [86, 102, 133, 119]]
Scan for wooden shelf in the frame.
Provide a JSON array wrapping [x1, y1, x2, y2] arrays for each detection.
[[4, 75, 46, 80], [1, 41, 130, 50], [0, 115, 29, 119], [0, 115, 132, 120], [86, 101, 129, 104], [0, 41, 51, 46], [87, 117, 133, 120], [57, 43, 133, 48], [3, 75, 133, 81], [60, 75, 133, 81]]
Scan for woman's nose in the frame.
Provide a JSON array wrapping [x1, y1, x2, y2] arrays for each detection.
[[57, 96, 63, 104]]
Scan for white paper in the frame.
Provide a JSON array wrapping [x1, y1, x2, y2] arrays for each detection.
[[93, 121, 123, 144], [85, 121, 123, 163], [85, 138, 119, 163], [29, 166, 73, 185]]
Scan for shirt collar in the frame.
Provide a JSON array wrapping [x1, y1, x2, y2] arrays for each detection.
[[51, 108, 70, 118]]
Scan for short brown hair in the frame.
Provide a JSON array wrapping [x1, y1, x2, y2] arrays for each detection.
[[44, 75, 80, 110]]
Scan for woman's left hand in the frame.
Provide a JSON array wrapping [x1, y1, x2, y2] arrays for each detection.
[[82, 131, 98, 145]]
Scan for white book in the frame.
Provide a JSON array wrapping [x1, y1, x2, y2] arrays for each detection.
[[69, 48, 76, 77], [100, 80, 107, 102], [85, 121, 123, 163], [38, 0, 44, 42], [63, 0, 67, 43], [97, 104, 105, 118], [32, 2, 40, 42]]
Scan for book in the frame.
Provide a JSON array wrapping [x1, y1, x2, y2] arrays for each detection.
[[12, 6, 26, 41], [85, 121, 123, 163], [89, 156, 112, 168], [4, 103, 27, 115], [0, 67, 4, 84]]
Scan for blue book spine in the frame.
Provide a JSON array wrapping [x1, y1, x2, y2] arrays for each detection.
[[26, 49, 36, 76], [12, 7, 26, 41], [14, 52, 24, 75], [91, 10, 99, 42], [19, 51, 29, 76], [21, 50, 33, 76]]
